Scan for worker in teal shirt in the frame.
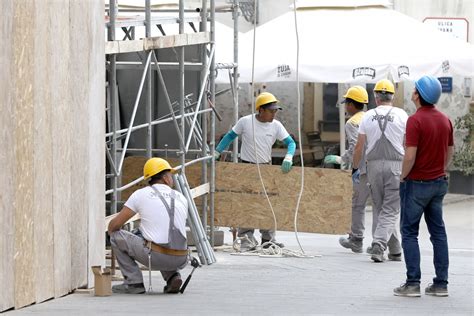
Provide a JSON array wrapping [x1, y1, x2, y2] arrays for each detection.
[[215, 92, 296, 251]]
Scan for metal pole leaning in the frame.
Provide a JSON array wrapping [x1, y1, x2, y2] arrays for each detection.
[[180, 175, 216, 264], [174, 175, 208, 265]]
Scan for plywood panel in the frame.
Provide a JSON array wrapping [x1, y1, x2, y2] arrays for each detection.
[[213, 162, 351, 234], [69, 0, 89, 289], [51, 1, 72, 297], [122, 157, 351, 234], [0, 1, 15, 311], [84, 0, 106, 288], [33, 1, 54, 304], [12, 0, 36, 308]]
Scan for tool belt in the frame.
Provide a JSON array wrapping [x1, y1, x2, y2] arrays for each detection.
[[145, 240, 188, 256]]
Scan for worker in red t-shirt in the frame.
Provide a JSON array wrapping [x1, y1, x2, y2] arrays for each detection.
[[393, 75, 454, 298]]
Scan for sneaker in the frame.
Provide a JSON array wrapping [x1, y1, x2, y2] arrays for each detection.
[[393, 283, 421, 297], [338, 235, 363, 253], [370, 243, 384, 263], [425, 283, 448, 297], [366, 245, 374, 254], [261, 239, 285, 249], [112, 283, 146, 294], [163, 273, 182, 294], [388, 253, 402, 261]]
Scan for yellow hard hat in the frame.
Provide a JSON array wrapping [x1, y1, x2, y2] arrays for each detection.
[[143, 157, 176, 180], [255, 92, 279, 111], [374, 79, 395, 94], [343, 86, 369, 104]]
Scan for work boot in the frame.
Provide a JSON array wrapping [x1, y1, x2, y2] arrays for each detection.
[[393, 283, 421, 297], [261, 239, 285, 249], [370, 243, 384, 263], [388, 253, 402, 261], [425, 283, 448, 297], [338, 235, 363, 253], [112, 282, 146, 294], [163, 273, 182, 294]]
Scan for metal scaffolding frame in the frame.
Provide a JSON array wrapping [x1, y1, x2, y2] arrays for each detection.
[[104, 0, 240, 250]]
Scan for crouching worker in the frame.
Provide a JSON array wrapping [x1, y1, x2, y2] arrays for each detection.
[[108, 157, 189, 294]]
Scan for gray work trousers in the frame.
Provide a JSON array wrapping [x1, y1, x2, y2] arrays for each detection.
[[237, 228, 275, 242], [110, 230, 187, 285], [351, 173, 371, 239], [366, 160, 402, 254]]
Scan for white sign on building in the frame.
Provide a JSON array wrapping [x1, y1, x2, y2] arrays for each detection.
[[423, 17, 469, 42]]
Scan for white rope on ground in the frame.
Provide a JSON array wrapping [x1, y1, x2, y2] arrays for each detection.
[[231, 0, 318, 259]]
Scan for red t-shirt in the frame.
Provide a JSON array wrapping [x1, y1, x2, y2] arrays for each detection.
[[405, 106, 453, 180]]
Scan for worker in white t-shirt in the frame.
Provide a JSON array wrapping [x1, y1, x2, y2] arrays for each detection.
[[214, 92, 296, 251], [108, 158, 188, 294], [353, 79, 408, 263]]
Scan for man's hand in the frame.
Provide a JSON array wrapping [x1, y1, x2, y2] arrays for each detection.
[[213, 151, 221, 161], [281, 154, 293, 173], [351, 169, 360, 184], [324, 155, 342, 165]]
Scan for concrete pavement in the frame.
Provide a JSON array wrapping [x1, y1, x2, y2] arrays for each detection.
[[7, 196, 474, 315]]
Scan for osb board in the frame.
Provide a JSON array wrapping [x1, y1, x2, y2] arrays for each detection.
[[83, 0, 106, 288], [69, 0, 90, 290], [33, 2, 54, 304], [51, 0, 72, 298], [0, 0, 14, 311], [122, 157, 351, 234], [214, 162, 351, 234], [12, 0, 36, 309]]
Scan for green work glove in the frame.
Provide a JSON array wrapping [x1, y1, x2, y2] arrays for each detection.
[[281, 154, 293, 173], [324, 155, 342, 165], [213, 151, 221, 161]]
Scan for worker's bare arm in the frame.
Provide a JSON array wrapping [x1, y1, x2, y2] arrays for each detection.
[[107, 206, 136, 234], [401, 146, 417, 180]]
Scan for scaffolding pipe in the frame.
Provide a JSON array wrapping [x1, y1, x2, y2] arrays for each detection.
[[117, 51, 153, 174], [209, 0, 216, 247], [200, 0, 209, 230], [108, 0, 118, 214], [179, 0, 186, 171], [232, 0, 239, 163], [105, 108, 212, 138], [151, 51, 186, 149], [145, 0, 152, 158], [184, 46, 215, 153]]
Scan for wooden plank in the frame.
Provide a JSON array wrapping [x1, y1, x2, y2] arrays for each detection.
[[85, 0, 106, 288], [190, 183, 210, 199], [12, 0, 36, 309], [0, 1, 15, 311], [51, 0, 72, 298], [32, 0, 54, 304], [105, 32, 210, 54], [213, 162, 351, 234], [122, 157, 351, 234]]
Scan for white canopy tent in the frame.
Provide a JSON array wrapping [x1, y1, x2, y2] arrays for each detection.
[[225, 1, 474, 84]]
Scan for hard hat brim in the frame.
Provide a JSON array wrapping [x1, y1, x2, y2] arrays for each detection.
[[261, 103, 283, 110]]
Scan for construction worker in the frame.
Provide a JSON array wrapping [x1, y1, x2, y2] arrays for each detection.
[[394, 76, 453, 297], [324, 86, 371, 253], [214, 91, 296, 251], [108, 158, 188, 294], [353, 79, 408, 263]]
